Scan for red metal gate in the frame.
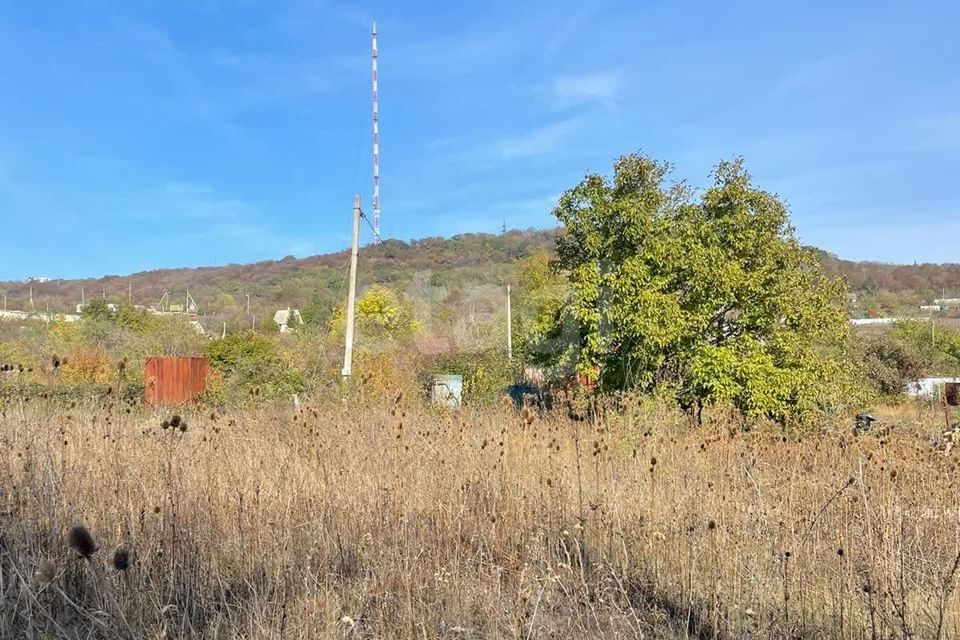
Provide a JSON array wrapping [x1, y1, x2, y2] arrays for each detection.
[[144, 357, 209, 405]]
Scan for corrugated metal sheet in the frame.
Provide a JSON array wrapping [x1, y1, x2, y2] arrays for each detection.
[[144, 357, 209, 405], [947, 382, 960, 407]]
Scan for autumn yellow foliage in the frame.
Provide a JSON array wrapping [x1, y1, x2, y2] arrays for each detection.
[[59, 347, 114, 384]]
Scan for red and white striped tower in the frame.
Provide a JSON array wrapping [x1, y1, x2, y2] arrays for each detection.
[[371, 21, 381, 241]]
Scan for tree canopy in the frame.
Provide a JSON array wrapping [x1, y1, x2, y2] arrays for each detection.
[[538, 153, 854, 422], [329, 285, 418, 343]]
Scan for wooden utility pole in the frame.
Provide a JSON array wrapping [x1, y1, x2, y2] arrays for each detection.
[[341, 195, 362, 378], [506, 284, 513, 360]]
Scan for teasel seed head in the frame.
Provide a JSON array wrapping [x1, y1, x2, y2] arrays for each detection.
[[67, 524, 97, 558], [34, 559, 58, 587], [112, 546, 132, 571]]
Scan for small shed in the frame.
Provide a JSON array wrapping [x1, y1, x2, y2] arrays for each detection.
[[144, 356, 209, 405]]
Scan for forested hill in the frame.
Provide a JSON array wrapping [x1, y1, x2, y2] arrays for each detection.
[[815, 249, 960, 292], [0, 228, 956, 322], [0, 229, 560, 323]]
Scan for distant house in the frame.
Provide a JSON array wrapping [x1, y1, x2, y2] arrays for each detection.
[[934, 298, 960, 308], [273, 308, 304, 333], [919, 305, 943, 312]]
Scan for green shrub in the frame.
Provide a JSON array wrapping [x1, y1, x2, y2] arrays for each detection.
[[855, 332, 928, 398], [428, 348, 519, 405], [203, 332, 305, 402]]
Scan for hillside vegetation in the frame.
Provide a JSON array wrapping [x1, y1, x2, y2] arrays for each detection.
[[2, 228, 958, 326], [0, 231, 557, 327]]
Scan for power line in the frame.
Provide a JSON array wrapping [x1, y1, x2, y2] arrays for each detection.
[[332, 254, 353, 309], [357, 211, 449, 312]]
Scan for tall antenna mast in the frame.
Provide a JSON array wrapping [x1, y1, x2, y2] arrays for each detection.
[[371, 20, 381, 242]]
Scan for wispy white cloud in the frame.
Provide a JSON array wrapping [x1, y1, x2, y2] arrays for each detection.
[[128, 183, 256, 222], [477, 68, 622, 165], [106, 17, 251, 146], [552, 70, 621, 108], [544, 3, 605, 57], [496, 117, 584, 159], [98, 180, 334, 259], [209, 50, 356, 109], [391, 27, 523, 79], [104, 11, 360, 144], [275, 0, 387, 35]]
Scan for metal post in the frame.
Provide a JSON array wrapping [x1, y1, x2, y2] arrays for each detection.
[[341, 195, 362, 378], [506, 284, 513, 360], [246, 294, 250, 315], [932, 309, 936, 348]]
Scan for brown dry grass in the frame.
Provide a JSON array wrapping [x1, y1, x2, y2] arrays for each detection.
[[1, 393, 960, 639]]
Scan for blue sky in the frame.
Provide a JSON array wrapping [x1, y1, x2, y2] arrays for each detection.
[[0, 0, 957, 279]]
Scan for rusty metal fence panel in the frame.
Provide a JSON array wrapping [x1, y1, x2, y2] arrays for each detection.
[[144, 357, 209, 405], [946, 382, 960, 407]]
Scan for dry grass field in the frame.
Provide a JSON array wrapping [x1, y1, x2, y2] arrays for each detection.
[[2, 392, 960, 639]]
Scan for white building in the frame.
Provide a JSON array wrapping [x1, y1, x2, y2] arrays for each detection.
[[906, 377, 960, 399], [273, 308, 304, 333], [849, 317, 930, 326], [0, 310, 80, 323]]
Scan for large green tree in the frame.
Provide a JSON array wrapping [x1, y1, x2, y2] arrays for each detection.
[[543, 153, 854, 422]]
